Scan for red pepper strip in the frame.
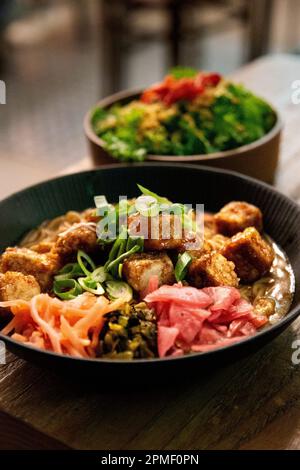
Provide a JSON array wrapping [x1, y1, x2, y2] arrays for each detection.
[[140, 72, 222, 105]]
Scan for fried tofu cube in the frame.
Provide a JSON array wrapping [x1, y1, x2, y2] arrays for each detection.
[[54, 224, 97, 258], [203, 212, 218, 239], [128, 214, 198, 251], [30, 241, 54, 254], [0, 271, 40, 302], [188, 252, 239, 288], [214, 201, 263, 236], [0, 247, 60, 290], [185, 240, 213, 261], [123, 252, 175, 294], [206, 234, 229, 252], [221, 227, 274, 283]]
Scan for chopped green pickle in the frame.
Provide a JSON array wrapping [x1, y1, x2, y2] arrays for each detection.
[[98, 303, 157, 359]]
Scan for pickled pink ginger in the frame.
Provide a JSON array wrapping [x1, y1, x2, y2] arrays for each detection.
[[145, 284, 267, 357]]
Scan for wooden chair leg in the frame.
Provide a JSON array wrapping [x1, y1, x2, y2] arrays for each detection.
[[97, 0, 126, 97], [248, 0, 274, 61], [168, 0, 181, 66]]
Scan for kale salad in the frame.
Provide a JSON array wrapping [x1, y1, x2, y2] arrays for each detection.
[[91, 68, 276, 162]]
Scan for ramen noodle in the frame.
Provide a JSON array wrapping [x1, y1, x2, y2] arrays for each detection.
[[0, 187, 295, 359]]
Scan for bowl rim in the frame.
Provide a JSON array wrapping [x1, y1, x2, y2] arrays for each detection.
[[0, 163, 299, 366], [84, 88, 283, 162]]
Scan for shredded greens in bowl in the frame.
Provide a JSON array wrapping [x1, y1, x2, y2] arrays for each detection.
[[91, 68, 277, 162]]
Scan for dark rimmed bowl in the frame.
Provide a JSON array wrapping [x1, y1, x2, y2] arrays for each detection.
[[0, 164, 299, 380], [84, 89, 282, 184]]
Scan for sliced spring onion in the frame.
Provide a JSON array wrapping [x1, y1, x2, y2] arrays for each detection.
[[117, 236, 127, 257], [135, 195, 159, 217], [105, 244, 141, 274], [182, 213, 197, 232], [118, 263, 123, 278], [116, 198, 130, 218], [94, 195, 108, 209], [105, 238, 121, 268], [105, 280, 133, 302], [91, 266, 107, 283], [78, 277, 105, 295], [94, 195, 114, 215], [96, 208, 117, 243], [77, 250, 96, 276], [126, 235, 144, 252], [54, 262, 83, 281], [53, 279, 82, 300], [167, 203, 188, 215], [175, 251, 192, 282], [137, 184, 171, 205]]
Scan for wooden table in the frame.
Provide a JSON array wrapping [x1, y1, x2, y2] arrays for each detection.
[[1, 54, 300, 450]]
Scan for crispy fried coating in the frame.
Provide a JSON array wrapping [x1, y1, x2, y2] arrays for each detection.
[[0, 247, 60, 290], [221, 227, 274, 283], [82, 208, 101, 223], [203, 212, 218, 239], [128, 213, 198, 252], [206, 234, 229, 252], [188, 252, 239, 288], [0, 271, 40, 301], [123, 252, 175, 294], [53, 224, 97, 258], [185, 239, 213, 259], [214, 201, 263, 236], [30, 241, 54, 254]]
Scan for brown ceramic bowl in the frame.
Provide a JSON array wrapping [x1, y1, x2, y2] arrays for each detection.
[[84, 88, 282, 184]]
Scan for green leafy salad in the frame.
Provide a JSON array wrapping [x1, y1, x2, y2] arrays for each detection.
[[91, 67, 276, 162]]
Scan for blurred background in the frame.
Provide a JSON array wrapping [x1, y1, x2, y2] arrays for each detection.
[[0, 0, 300, 190]]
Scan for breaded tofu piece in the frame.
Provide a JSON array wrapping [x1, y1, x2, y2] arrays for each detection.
[[30, 241, 54, 254], [123, 252, 175, 294], [204, 213, 218, 239], [128, 213, 198, 251], [185, 239, 213, 259], [221, 227, 274, 283], [0, 271, 40, 301], [54, 224, 97, 258], [0, 247, 60, 290], [83, 208, 101, 223], [214, 201, 263, 236], [188, 252, 238, 288], [206, 234, 229, 252]]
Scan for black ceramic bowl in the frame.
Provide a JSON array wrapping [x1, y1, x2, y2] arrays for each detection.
[[1, 164, 300, 379]]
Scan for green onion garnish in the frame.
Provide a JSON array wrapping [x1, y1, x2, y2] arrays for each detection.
[[118, 263, 123, 278], [137, 184, 171, 205], [94, 195, 114, 215], [91, 266, 107, 283], [78, 277, 105, 295], [94, 195, 108, 209], [135, 195, 159, 217], [105, 280, 133, 302], [54, 262, 83, 281], [104, 228, 144, 278], [167, 203, 187, 215], [77, 250, 96, 276], [105, 244, 141, 274], [53, 279, 82, 300], [175, 252, 192, 282]]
